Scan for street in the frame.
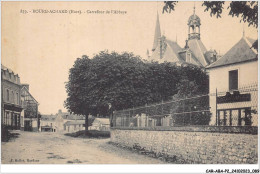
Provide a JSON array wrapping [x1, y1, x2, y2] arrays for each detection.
[[1, 130, 164, 164]]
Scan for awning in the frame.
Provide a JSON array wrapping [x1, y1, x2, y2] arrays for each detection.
[[3, 103, 23, 112]]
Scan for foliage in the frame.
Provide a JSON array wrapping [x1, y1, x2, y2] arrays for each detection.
[[64, 130, 110, 138], [24, 103, 38, 118], [65, 51, 209, 120]]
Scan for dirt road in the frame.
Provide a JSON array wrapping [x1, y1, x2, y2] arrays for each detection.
[[1, 130, 164, 164]]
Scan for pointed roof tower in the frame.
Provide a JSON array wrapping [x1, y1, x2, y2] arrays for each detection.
[[152, 12, 161, 51]]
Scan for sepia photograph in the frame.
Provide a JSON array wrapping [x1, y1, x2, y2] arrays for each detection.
[[1, 0, 259, 173]]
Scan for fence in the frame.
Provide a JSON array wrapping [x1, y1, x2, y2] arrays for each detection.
[[111, 83, 258, 129], [213, 83, 258, 127]]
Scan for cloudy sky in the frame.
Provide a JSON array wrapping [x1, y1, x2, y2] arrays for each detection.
[[2, 1, 258, 114]]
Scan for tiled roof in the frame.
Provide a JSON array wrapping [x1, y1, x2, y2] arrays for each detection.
[[165, 40, 183, 60], [61, 114, 84, 120], [150, 39, 183, 63], [207, 37, 257, 69], [64, 120, 85, 126], [41, 115, 57, 121], [187, 39, 208, 66]]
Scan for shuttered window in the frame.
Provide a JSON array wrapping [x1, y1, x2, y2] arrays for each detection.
[[229, 70, 238, 90]]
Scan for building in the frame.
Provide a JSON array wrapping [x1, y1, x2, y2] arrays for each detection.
[[207, 34, 258, 126], [149, 7, 217, 67], [1, 65, 23, 130], [20, 84, 39, 131], [63, 120, 85, 133], [40, 114, 57, 132], [89, 118, 110, 131], [40, 109, 85, 132]]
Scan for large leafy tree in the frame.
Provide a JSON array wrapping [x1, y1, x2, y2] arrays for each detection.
[[65, 51, 151, 132], [163, 1, 258, 50], [65, 51, 209, 131]]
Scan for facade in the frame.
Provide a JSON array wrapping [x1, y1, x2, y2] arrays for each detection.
[[207, 35, 258, 126], [90, 118, 110, 131], [20, 85, 39, 131], [40, 114, 57, 132], [1, 65, 23, 130], [63, 120, 85, 133], [40, 109, 85, 132], [149, 7, 217, 67]]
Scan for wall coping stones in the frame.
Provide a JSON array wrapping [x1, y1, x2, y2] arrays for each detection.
[[111, 126, 258, 135]]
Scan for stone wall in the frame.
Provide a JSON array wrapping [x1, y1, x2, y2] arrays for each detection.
[[110, 128, 258, 164]]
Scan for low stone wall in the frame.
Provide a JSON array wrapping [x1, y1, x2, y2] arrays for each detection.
[[110, 128, 258, 164]]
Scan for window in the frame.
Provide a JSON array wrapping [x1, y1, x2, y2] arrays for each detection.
[[6, 89, 9, 101], [12, 91, 14, 103], [16, 93, 19, 105], [229, 70, 238, 90]]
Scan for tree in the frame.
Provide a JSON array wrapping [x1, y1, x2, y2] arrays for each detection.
[[64, 55, 93, 133], [64, 51, 150, 132], [163, 1, 258, 50], [65, 51, 209, 131]]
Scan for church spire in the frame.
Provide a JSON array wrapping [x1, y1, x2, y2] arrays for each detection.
[[152, 12, 161, 51], [193, 2, 196, 15], [243, 24, 245, 37]]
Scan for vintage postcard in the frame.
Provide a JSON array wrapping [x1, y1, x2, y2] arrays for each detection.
[[1, 1, 259, 173]]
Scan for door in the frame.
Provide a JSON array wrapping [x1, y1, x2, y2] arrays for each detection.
[[24, 120, 32, 131]]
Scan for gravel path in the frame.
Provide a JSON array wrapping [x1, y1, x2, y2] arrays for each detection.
[[1, 130, 164, 164]]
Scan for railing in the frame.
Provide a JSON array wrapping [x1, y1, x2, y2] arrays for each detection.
[[214, 83, 258, 127], [111, 83, 258, 130], [112, 94, 210, 128]]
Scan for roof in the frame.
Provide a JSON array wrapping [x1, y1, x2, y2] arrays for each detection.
[[152, 12, 161, 51], [64, 120, 85, 126], [188, 14, 201, 26], [204, 50, 217, 63], [41, 115, 57, 121], [21, 86, 39, 104], [187, 39, 208, 66], [207, 37, 257, 69], [150, 39, 183, 63], [61, 113, 84, 120]]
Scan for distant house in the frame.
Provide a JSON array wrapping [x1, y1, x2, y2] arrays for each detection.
[[63, 120, 85, 133], [40, 114, 57, 132], [207, 35, 258, 126], [40, 109, 85, 132], [90, 118, 110, 131]]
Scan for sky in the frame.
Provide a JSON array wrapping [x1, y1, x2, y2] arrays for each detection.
[[2, 1, 258, 115]]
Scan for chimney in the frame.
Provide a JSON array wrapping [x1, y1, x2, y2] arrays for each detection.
[[22, 84, 29, 91]]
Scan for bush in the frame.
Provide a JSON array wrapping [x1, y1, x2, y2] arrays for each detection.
[[64, 130, 110, 138]]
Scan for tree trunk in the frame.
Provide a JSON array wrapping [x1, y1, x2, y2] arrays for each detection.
[[85, 114, 89, 135]]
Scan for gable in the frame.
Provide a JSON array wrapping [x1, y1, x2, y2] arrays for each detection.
[[187, 39, 208, 66], [207, 37, 257, 69]]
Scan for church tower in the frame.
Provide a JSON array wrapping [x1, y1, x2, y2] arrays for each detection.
[[152, 12, 161, 51], [188, 5, 201, 40]]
